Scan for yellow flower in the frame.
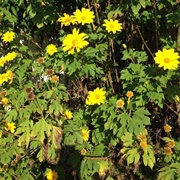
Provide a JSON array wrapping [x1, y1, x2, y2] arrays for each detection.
[[103, 19, 123, 34], [46, 169, 58, 180], [2, 31, 15, 43], [164, 147, 173, 156], [168, 140, 175, 148], [126, 91, 134, 98], [116, 99, 124, 108], [62, 28, 89, 54], [57, 13, 76, 26], [73, 7, 95, 25], [41, 1, 46, 6], [4, 122, 16, 133], [140, 140, 147, 148], [5, 52, 17, 61], [154, 49, 180, 70], [51, 75, 59, 83], [122, 43, 127, 49], [6, 70, 14, 84], [46, 44, 58, 56], [86, 87, 106, 105], [0, 73, 8, 85], [98, 161, 108, 176], [81, 129, 89, 141], [64, 110, 73, 119], [1, 97, 8, 105], [164, 124, 172, 133], [0, 57, 7, 67], [137, 133, 147, 141]]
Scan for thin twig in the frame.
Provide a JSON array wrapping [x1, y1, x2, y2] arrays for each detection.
[[136, 26, 154, 59]]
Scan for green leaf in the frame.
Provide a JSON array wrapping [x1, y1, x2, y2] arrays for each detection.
[[31, 118, 52, 143], [139, 0, 146, 8]]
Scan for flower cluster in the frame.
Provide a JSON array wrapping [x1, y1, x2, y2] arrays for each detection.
[[154, 48, 179, 70], [58, 7, 95, 27], [0, 70, 14, 85], [137, 132, 148, 149], [86, 87, 106, 105], [58, 8, 122, 54], [0, 52, 17, 67], [1, 31, 15, 43]]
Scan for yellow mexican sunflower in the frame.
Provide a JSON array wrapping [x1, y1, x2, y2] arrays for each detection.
[[81, 129, 89, 141], [164, 124, 172, 133], [64, 110, 73, 119], [126, 91, 134, 98], [46, 169, 58, 180], [6, 70, 14, 84], [73, 7, 94, 25], [103, 19, 123, 34], [168, 139, 175, 148], [4, 122, 16, 133], [46, 44, 58, 56], [86, 87, 106, 105], [2, 31, 15, 43], [0, 57, 7, 67], [62, 28, 89, 54], [0, 73, 8, 84], [57, 13, 76, 26], [1, 97, 8, 105], [140, 140, 147, 148], [164, 147, 173, 156], [51, 75, 59, 83], [5, 52, 17, 61], [154, 48, 180, 70], [116, 99, 124, 108]]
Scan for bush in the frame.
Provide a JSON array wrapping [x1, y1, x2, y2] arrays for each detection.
[[0, 0, 180, 179]]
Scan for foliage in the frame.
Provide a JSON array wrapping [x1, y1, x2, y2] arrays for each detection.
[[0, 0, 180, 179]]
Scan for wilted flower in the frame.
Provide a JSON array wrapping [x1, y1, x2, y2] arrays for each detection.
[[37, 57, 44, 64], [27, 92, 36, 100], [46, 69, 54, 76], [81, 148, 87, 155]]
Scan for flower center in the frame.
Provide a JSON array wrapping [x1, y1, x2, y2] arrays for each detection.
[[164, 57, 170, 63], [81, 16, 86, 20], [65, 18, 71, 22], [95, 94, 100, 99], [72, 39, 78, 46], [110, 24, 115, 29]]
